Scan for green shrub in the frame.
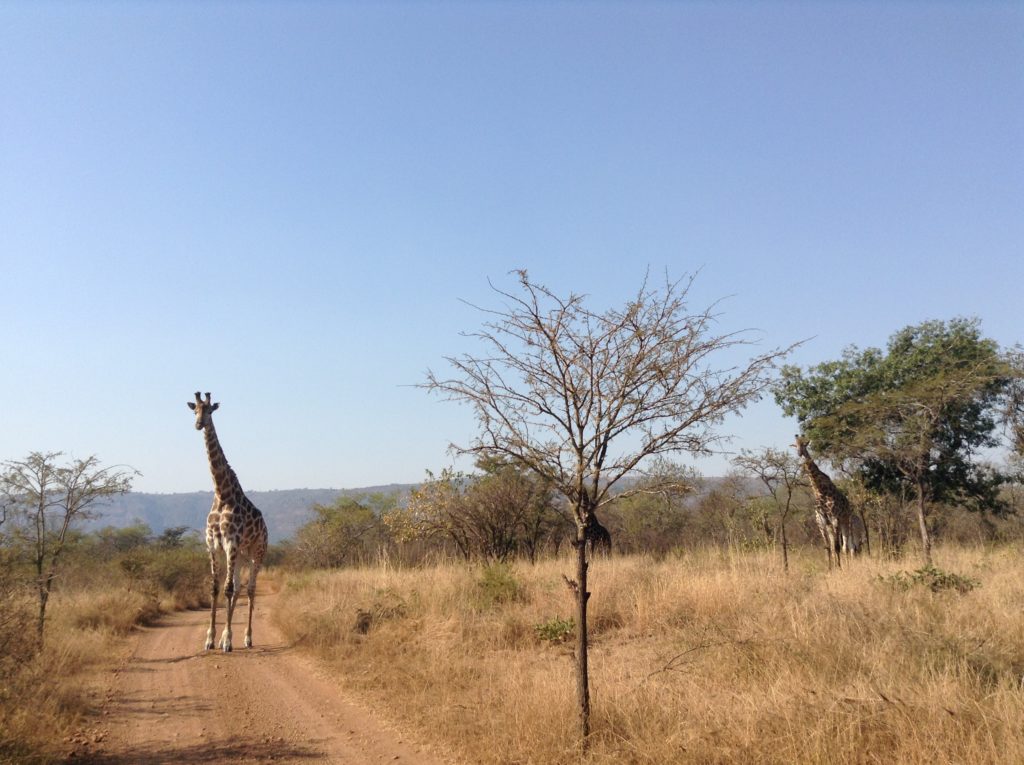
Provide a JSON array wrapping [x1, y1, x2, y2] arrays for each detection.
[[533, 616, 575, 644], [115, 547, 209, 609], [474, 563, 524, 609], [878, 564, 979, 594]]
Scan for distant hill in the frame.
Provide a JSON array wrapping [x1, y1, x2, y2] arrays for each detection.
[[83, 485, 414, 543], [84, 476, 755, 544]]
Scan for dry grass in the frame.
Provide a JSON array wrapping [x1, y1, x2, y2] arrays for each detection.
[[0, 550, 211, 763], [0, 588, 151, 762], [274, 545, 1024, 764]]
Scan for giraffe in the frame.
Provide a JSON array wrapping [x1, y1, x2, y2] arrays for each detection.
[[583, 511, 612, 556], [188, 392, 269, 652], [794, 435, 858, 569]]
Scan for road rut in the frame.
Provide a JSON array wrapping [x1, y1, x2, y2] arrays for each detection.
[[72, 590, 446, 764]]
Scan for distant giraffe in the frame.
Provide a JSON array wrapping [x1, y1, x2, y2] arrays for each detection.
[[188, 392, 269, 652], [584, 512, 612, 556], [794, 435, 861, 569]]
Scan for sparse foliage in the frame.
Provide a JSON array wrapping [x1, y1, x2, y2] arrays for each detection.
[[878, 564, 979, 594], [603, 460, 697, 555], [732, 447, 805, 571], [1, 452, 136, 644], [424, 270, 793, 745]]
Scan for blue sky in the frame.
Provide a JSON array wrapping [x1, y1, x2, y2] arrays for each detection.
[[2, 2, 1022, 494]]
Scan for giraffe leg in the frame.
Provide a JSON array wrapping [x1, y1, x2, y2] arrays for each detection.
[[244, 560, 260, 649], [825, 528, 839, 570], [205, 548, 220, 651], [221, 543, 239, 652], [832, 529, 842, 570]]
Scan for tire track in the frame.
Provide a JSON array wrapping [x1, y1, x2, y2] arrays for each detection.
[[72, 590, 446, 764]]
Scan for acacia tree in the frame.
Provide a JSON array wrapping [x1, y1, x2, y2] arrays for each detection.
[[424, 270, 791, 746], [470, 457, 564, 563], [396, 461, 563, 562], [293, 496, 389, 568], [776, 318, 1011, 565], [731, 447, 804, 571], [1, 452, 135, 645], [604, 460, 697, 555]]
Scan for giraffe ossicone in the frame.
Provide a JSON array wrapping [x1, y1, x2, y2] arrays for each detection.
[[188, 391, 269, 652]]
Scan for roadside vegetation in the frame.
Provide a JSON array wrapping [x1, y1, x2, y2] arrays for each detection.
[[0, 521, 208, 763]]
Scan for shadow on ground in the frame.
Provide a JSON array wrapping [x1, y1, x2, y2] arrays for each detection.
[[71, 735, 324, 763]]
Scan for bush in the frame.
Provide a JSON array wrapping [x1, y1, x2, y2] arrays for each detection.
[[116, 546, 209, 609], [878, 564, 980, 594], [71, 590, 162, 634], [354, 588, 409, 634], [474, 563, 525, 609], [533, 616, 574, 644]]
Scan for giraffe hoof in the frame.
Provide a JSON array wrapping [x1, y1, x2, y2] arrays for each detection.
[[204, 641, 214, 651]]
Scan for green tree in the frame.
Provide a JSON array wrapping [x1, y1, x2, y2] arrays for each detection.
[[397, 461, 564, 562], [605, 460, 696, 555], [470, 457, 565, 563], [1, 452, 135, 644], [293, 495, 390, 568], [775, 318, 1011, 564], [693, 474, 751, 549], [96, 522, 153, 553], [155, 525, 197, 550], [424, 270, 791, 747], [399, 469, 474, 559]]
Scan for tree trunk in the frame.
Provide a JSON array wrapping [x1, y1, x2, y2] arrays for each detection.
[[36, 581, 50, 647], [780, 521, 789, 573], [916, 479, 932, 566], [574, 524, 591, 748], [860, 510, 872, 557]]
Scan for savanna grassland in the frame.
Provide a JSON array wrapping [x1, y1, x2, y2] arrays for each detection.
[[0, 540, 209, 763], [275, 546, 1024, 765]]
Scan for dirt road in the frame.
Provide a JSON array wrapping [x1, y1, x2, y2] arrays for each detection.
[[72, 591, 448, 764]]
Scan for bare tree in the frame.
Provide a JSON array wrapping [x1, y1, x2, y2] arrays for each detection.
[[424, 270, 792, 747], [1, 452, 135, 645], [732, 447, 804, 571]]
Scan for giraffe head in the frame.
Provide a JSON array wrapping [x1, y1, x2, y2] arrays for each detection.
[[187, 391, 220, 431], [793, 434, 809, 458]]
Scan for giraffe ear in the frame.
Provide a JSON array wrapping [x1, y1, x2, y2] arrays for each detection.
[[211, 402, 220, 412], [187, 402, 197, 411]]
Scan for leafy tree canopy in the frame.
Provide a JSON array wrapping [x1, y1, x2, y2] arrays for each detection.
[[774, 318, 1011, 512]]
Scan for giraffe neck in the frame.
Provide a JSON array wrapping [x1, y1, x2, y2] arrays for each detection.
[[800, 455, 836, 499], [203, 421, 241, 500]]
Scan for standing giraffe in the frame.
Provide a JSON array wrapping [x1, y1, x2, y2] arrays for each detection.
[[794, 435, 858, 569], [583, 511, 612, 556], [188, 392, 269, 652]]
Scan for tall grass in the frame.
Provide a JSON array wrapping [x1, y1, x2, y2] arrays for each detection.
[[275, 545, 1024, 764], [0, 545, 209, 763]]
